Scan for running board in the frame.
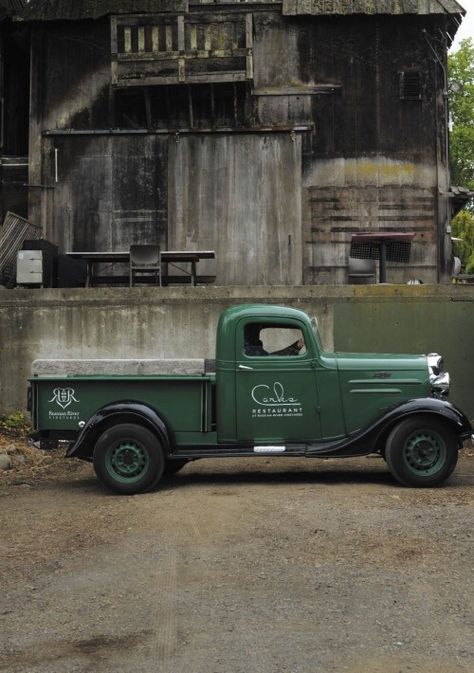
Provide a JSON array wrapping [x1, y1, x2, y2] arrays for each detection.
[[171, 444, 307, 459], [170, 438, 374, 460]]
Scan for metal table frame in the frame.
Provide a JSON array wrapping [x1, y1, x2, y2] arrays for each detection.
[[66, 250, 215, 287]]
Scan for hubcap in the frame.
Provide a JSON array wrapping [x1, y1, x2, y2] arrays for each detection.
[[105, 441, 149, 483], [403, 430, 446, 476]]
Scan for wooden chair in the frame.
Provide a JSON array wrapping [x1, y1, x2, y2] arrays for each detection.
[[129, 245, 161, 287]]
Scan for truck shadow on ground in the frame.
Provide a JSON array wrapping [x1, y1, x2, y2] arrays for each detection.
[[164, 467, 398, 489], [61, 465, 398, 496], [62, 456, 473, 495]]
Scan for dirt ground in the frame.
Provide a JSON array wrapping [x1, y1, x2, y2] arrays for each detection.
[[1, 434, 474, 673]]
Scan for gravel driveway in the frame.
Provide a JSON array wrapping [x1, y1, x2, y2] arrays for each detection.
[[1, 448, 474, 673]]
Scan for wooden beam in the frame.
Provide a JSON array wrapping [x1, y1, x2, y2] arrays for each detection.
[[151, 26, 159, 52], [178, 15, 185, 51], [245, 13, 253, 80], [138, 26, 145, 53], [190, 24, 198, 50], [204, 26, 212, 51], [116, 48, 248, 61], [110, 15, 118, 56], [179, 58, 186, 82], [165, 25, 173, 51], [113, 72, 248, 88], [124, 27, 132, 54]]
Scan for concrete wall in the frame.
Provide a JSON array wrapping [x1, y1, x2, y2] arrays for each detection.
[[0, 285, 473, 422]]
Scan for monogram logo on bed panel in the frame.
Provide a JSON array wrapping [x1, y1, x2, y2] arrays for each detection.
[[49, 388, 79, 410]]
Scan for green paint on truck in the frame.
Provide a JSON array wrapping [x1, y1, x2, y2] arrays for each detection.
[[29, 304, 472, 494]]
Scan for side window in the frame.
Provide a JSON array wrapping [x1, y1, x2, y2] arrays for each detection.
[[244, 323, 306, 357]]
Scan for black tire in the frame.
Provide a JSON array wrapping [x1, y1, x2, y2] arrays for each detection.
[[93, 423, 164, 494], [163, 458, 189, 476], [385, 417, 458, 487]]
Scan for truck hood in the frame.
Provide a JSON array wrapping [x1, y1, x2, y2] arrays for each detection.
[[333, 352, 431, 434]]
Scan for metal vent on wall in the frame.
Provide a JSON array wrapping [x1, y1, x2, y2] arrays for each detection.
[[399, 71, 422, 101]]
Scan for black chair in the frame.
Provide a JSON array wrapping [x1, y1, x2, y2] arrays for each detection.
[[129, 245, 161, 287]]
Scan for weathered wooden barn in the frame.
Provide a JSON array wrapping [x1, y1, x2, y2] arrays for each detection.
[[7, 0, 470, 283], [0, 0, 28, 221]]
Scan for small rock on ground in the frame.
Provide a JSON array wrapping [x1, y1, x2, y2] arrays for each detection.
[[0, 453, 12, 470]]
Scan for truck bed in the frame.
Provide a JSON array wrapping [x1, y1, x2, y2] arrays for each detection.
[[30, 359, 216, 441]]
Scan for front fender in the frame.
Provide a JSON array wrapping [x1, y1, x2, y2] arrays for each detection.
[[373, 398, 472, 448], [66, 401, 173, 460], [306, 398, 472, 458]]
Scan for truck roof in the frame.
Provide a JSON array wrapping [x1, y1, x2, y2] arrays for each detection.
[[220, 304, 311, 322]]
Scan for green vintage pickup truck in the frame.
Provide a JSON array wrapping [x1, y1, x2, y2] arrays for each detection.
[[29, 304, 472, 493]]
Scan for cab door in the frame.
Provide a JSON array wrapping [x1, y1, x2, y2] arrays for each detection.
[[235, 319, 321, 443]]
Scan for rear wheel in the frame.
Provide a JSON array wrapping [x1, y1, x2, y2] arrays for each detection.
[[93, 423, 164, 494], [385, 417, 458, 487]]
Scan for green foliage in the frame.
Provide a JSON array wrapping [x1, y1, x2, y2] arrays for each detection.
[[448, 39, 474, 193], [452, 210, 474, 274], [0, 411, 31, 436]]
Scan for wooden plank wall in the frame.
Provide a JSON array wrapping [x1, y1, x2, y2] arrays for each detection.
[[42, 135, 168, 254], [168, 134, 303, 285]]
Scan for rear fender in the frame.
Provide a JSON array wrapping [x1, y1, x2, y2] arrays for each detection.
[[66, 401, 173, 460]]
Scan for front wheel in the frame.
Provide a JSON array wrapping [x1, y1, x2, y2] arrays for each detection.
[[93, 423, 164, 494], [385, 417, 458, 487]]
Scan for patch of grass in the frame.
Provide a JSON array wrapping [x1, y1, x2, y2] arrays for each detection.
[[0, 411, 32, 437]]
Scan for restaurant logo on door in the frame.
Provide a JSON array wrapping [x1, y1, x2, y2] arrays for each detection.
[[251, 382, 303, 418]]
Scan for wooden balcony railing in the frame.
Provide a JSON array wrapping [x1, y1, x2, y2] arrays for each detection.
[[111, 13, 254, 87]]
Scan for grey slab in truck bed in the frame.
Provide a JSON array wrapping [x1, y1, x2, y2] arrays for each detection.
[[31, 359, 206, 377]]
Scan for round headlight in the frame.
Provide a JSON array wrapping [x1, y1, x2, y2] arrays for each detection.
[[431, 372, 450, 397]]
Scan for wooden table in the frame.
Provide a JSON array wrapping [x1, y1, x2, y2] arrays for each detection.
[[66, 250, 215, 287]]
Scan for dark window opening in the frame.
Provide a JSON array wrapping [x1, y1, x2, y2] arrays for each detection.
[[114, 82, 249, 130], [399, 71, 422, 101]]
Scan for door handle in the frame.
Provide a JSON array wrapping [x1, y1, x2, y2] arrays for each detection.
[[238, 365, 253, 371]]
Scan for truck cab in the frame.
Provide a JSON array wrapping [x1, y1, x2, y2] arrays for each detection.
[[216, 305, 436, 443]]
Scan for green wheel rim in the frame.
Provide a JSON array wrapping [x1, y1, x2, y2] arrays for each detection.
[[402, 429, 447, 477], [105, 440, 149, 484]]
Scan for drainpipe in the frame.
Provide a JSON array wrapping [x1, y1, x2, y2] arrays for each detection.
[[423, 29, 451, 283]]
